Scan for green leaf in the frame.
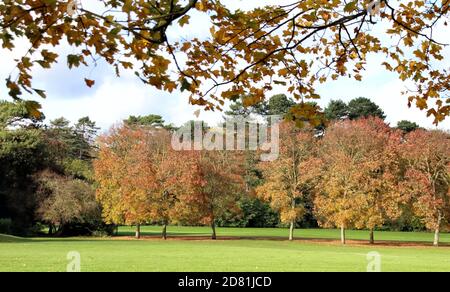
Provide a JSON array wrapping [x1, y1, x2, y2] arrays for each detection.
[[67, 54, 81, 69], [110, 27, 121, 35], [344, 1, 358, 13], [180, 79, 191, 92]]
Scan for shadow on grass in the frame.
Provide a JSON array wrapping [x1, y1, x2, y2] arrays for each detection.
[[2, 232, 449, 248], [115, 234, 450, 248], [117, 231, 211, 237]]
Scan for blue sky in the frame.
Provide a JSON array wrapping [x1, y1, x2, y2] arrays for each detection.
[[0, 0, 449, 131]]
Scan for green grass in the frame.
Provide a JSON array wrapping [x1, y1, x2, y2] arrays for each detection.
[[1, 227, 450, 272]]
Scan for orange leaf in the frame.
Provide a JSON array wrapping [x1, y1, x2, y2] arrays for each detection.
[[85, 78, 95, 88]]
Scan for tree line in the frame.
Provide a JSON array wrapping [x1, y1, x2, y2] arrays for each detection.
[[95, 95, 449, 246], [1, 96, 448, 246]]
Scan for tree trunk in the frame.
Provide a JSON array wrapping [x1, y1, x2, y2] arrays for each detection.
[[289, 221, 295, 241], [48, 224, 54, 236], [162, 224, 167, 240], [135, 224, 141, 239], [340, 225, 346, 245], [434, 228, 440, 247], [369, 228, 375, 244], [434, 215, 442, 247], [211, 221, 217, 240]]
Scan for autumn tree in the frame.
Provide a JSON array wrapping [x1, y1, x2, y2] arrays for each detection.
[[314, 118, 403, 244], [35, 170, 101, 236], [256, 122, 320, 240], [145, 128, 178, 239], [2, 1, 449, 124], [95, 126, 156, 239], [399, 130, 450, 246], [95, 124, 181, 239], [201, 150, 245, 239], [169, 149, 244, 239]]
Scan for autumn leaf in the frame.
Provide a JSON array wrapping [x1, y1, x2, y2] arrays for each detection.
[[178, 15, 190, 27], [84, 79, 95, 88], [33, 88, 47, 99]]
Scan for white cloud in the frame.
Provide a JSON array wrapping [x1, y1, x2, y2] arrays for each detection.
[[38, 74, 222, 130], [0, 0, 449, 131]]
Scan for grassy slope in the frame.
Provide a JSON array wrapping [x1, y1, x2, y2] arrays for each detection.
[[1, 228, 450, 272], [0, 234, 30, 243]]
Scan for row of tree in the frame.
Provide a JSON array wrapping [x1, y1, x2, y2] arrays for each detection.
[[93, 95, 450, 246], [1, 95, 447, 245], [258, 118, 449, 246]]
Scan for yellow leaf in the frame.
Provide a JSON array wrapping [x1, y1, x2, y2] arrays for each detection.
[[178, 15, 190, 27]]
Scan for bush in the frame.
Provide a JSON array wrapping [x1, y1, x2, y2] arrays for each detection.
[[0, 218, 12, 234]]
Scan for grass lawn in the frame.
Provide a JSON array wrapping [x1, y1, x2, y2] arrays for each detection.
[[1, 227, 450, 272]]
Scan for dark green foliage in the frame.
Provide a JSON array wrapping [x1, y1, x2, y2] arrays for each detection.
[[124, 114, 165, 127], [0, 100, 44, 128], [347, 97, 386, 120], [238, 198, 280, 228], [225, 97, 268, 117], [225, 94, 296, 118], [324, 99, 349, 121], [266, 94, 296, 116], [325, 97, 386, 121], [74, 117, 99, 160], [0, 100, 102, 235], [397, 120, 420, 133], [0, 126, 47, 234], [0, 218, 12, 234], [215, 198, 280, 228]]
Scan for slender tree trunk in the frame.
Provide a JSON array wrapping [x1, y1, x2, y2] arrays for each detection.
[[433, 215, 442, 247], [341, 225, 346, 245], [289, 221, 295, 241], [135, 224, 141, 239], [211, 221, 217, 240], [434, 228, 440, 247], [369, 228, 375, 245], [162, 224, 167, 240]]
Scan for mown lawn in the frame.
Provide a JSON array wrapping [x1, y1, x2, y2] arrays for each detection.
[[1, 228, 450, 272]]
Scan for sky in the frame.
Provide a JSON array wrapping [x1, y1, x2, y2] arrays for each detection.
[[0, 0, 449, 132]]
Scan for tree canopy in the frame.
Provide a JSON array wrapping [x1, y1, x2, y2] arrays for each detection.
[[1, 0, 449, 124], [397, 120, 420, 133], [324, 97, 386, 121]]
